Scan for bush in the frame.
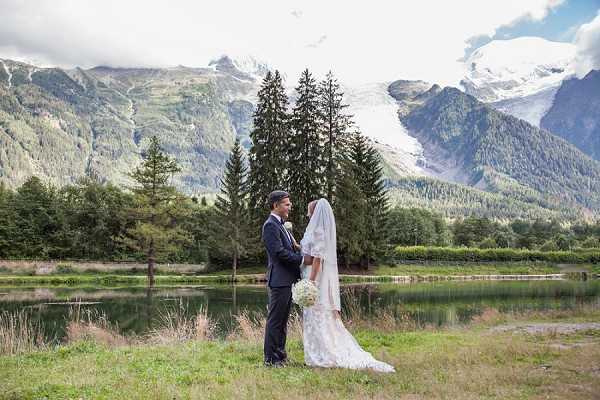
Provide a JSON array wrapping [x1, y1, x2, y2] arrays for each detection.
[[581, 236, 600, 249], [478, 237, 497, 249], [393, 246, 600, 263], [55, 264, 75, 274], [539, 240, 559, 252]]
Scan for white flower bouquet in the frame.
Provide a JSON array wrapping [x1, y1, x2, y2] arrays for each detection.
[[291, 279, 319, 308]]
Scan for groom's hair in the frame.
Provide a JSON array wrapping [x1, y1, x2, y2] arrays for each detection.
[[268, 190, 290, 210]]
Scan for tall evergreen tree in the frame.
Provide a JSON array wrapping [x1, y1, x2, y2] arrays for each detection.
[[0, 182, 16, 258], [318, 71, 353, 201], [347, 132, 389, 268], [212, 139, 254, 280], [123, 136, 191, 286], [287, 69, 324, 233], [334, 157, 367, 268], [248, 70, 291, 223]]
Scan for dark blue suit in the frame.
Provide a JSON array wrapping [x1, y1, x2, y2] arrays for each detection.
[[262, 214, 302, 364]]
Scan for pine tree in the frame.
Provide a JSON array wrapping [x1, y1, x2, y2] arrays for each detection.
[[287, 69, 324, 233], [347, 132, 389, 269], [0, 182, 16, 258], [334, 157, 367, 268], [248, 70, 291, 223], [319, 71, 353, 202], [124, 136, 190, 286], [212, 139, 254, 280]]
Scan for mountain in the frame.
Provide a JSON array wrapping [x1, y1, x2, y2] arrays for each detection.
[[0, 58, 257, 193], [343, 82, 427, 176], [388, 176, 581, 220], [390, 84, 600, 216], [540, 70, 600, 161], [461, 37, 575, 126]]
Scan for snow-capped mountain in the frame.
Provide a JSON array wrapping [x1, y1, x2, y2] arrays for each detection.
[[208, 54, 271, 82], [461, 37, 576, 126]]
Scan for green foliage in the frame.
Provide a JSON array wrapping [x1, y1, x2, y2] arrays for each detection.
[[393, 246, 600, 263], [453, 217, 497, 247], [319, 71, 353, 200], [335, 158, 367, 268], [61, 177, 135, 260], [211, 139, 256, 275], [247, 70, 291, 222], [287, 69, 324, 234], [121, 136, 191, 284], [388, 208, 450, 247], [345, 132, 389, 266], [388, 176, 578, 220]]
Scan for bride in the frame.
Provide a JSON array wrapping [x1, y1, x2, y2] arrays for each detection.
[[299, 198, 395, 373]]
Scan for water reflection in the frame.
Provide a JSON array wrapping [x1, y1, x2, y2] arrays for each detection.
[[1, 280, 599, 340]]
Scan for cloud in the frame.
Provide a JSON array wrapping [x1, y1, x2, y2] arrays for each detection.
[[0, 0, 566, 85], [574, 10, 600, 77], [307, 35, 327, 48]]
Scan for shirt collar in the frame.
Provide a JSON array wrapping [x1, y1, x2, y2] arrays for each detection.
[[270, 213, 283, 223]]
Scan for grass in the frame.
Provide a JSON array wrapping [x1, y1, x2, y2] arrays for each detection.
[[1, 307, 599, 399], [371, 262, 563, 276]]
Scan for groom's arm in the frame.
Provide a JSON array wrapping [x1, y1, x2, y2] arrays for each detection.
[[263, 223, 303, 266]]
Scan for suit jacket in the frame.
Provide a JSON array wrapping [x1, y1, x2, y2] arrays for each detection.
[[262, 214, 302, 287]]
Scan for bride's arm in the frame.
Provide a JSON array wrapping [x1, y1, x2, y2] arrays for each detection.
[[309, 257, 321, 281]]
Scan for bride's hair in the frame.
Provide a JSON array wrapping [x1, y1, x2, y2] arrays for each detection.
[[308, 199, 319, 216]]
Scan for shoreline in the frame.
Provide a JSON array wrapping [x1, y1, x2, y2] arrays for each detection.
[[0, 272, 597, 287]]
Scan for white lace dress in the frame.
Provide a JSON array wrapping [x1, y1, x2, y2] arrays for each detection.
[[300, 264, 395, 373]]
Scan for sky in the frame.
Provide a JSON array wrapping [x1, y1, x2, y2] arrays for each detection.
[[1, 0, 599, 85]]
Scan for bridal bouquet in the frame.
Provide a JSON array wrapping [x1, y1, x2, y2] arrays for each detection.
[[292, 279, 319, 308]]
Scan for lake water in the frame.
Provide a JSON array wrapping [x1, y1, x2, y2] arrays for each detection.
[[1, 280, 599, 340]]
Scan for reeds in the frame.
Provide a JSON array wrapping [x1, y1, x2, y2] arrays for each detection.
[[66, 303, 128, 346], [0, 310, 46, 355], [146, 300, 215, 344]]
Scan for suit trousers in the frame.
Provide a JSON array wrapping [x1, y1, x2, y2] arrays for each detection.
[[264, 286, 292, 364]]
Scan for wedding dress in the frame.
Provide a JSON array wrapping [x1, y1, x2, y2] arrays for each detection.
[[299, 199, 395, 373]]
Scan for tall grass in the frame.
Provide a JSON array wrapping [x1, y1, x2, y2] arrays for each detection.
[[2, 299, 598, 355], [226, 309, 302, 342], [66, 304, 128, 346], [0, 310, 46, 354], [147, 300, 215, 344]]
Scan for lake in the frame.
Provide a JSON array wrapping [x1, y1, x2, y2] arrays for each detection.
[[1, 279, 599, 340]]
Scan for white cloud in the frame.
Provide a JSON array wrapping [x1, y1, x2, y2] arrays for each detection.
[[574, 11, 600, 77], [0, 0, 566, 85]]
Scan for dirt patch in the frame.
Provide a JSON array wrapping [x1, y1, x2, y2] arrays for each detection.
[[491, 322, 600, 335]]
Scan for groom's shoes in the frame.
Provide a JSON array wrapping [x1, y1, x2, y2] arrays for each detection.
[[264, 360, 286, 368]]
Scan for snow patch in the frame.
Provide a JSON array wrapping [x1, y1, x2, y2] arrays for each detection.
[[0, 60, 12, 88], [491, 85, 558, 127], [343, 82, 427, 176], [462, 37, 575, 102]]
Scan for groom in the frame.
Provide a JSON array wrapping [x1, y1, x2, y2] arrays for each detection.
[[262, 190, 303, 367]]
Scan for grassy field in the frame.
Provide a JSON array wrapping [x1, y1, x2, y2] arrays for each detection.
[[1, 306, 599, 399]]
